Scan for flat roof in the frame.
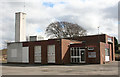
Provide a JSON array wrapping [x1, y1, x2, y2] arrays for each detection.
[[7, 34, 113, 44], [7, 38, 81, 44], [15, 12, 26, 15]]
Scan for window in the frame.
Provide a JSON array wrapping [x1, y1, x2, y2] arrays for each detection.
[[105, 48, 110, 56], [77, 48, 79, 56]]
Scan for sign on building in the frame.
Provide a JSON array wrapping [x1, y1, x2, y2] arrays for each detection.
[[88, 52, 96, 58], [108, 37, 112, 42]]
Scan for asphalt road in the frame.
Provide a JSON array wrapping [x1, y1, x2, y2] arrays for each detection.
[[1, 61, 119, 75]]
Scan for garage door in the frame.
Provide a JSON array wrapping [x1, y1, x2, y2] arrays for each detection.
[[47, 45, 55, 63], [22, 47, 29, 63], [34, 46, 41, 63]]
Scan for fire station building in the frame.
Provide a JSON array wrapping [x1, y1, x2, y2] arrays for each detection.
[[7, 12, 115, 65], [7, 34, 115, 64]]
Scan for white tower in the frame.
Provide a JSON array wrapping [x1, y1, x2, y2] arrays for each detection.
[[15, 12, 26, 42]]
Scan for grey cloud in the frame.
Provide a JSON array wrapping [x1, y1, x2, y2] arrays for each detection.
[[0, 1, 119, 49], [5, 2, 24, 7], [1, 23, 15, 41], [103, 4, 118, 20]]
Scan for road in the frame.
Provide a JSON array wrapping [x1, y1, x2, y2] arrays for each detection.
[[2, 61, 119, 75]]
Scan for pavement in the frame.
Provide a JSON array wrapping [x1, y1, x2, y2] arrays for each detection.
[[1, 61, 119, 75]]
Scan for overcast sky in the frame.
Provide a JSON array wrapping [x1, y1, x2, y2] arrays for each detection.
[[0, 0, 119, 49]]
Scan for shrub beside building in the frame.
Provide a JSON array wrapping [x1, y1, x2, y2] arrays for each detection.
[[115, 44, 120, 61]]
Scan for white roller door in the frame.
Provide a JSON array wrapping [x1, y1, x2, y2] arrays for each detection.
[[22, 47, 29, 63], [47, 45, 55, 63], [34, 46, 41, 63]]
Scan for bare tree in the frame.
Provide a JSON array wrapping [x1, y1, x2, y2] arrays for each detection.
[[45, 21, 87, 38], [2, 40, 10, 49]]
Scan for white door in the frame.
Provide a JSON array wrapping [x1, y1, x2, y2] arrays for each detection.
[[47, 45, 55, 63], [105, 56, 110, 61], [34, 46, 41, 63]]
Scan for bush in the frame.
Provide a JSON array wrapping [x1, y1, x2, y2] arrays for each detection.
[[115, 54, 120, 61]]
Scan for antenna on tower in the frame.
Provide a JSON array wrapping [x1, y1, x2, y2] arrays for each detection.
[[97, 26, 100, 34]]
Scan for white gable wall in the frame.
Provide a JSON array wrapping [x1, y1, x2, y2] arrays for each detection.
[[7, 43, 29, 63]]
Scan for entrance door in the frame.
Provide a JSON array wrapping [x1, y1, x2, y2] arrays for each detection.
[[70, 47, 85, 63], [47, 45, 55, 63], [80, 49, 85, 63]]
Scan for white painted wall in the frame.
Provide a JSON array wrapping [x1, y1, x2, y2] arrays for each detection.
[[7, 43, 23, 62], [34, 46, 41, 63], [7, 43, 29, 63], [47, 45, 55, 63], [29, 36, 44, 41], [11, 49, 17, 57], [15, 12, 26, 42]]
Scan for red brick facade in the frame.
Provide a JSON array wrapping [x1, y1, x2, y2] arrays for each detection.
[[9, 34, 115, 64]]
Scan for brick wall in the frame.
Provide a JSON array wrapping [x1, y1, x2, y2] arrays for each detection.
[[23, 39, 61, 64], [66, 34, 115, 63], [61, 39, 81, 64], [13, 34, 115, 64], [100, 42, 105, 64], [66, 34, 106, 43], [86, 43, 100, 64]]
